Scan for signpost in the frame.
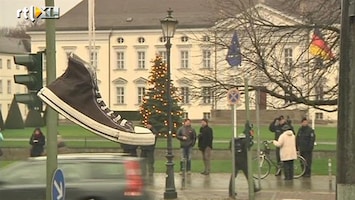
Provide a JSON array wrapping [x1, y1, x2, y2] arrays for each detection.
[[52, 169, 65, 200], [227, 88, 240, 198]]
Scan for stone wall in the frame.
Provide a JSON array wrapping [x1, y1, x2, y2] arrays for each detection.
[[210, 109, 308, 125]]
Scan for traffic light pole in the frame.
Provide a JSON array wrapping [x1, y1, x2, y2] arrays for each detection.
[[244, 78, 254, 200], [45, 0, 58, 200]]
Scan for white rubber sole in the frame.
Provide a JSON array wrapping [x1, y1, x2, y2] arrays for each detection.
[[38, 87, 155, 145]]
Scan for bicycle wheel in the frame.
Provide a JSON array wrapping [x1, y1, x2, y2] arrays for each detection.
[[252, 156, 271, 179], [293, 155, 307, 178]]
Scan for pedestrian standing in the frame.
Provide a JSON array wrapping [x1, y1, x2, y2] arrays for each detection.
[[140, 121, 158, 177], [29, 128, 46, 157], [228, 134, 260, 197], [296, 117, 316, 177], [176, 119, 197, 174], [0, 128, 4, 157], [273, 130, 297, 180], [269, 115, 293, 176], [198, 118, 213, 175], [121, 143, 138, 157]]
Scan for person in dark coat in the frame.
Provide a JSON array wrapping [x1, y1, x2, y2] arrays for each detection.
[[269, 115, 293, 176], [198, 118, 213, 175], [121, 143, 138, 157], [296, 117, 316, 177], [228, 134, 260, 197], [29, 128, 46, 157], [176, 119, 197, 174], [140, 121, 158, 177]]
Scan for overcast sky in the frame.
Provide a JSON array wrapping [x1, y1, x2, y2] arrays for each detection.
[[0, 0, 82, 27]]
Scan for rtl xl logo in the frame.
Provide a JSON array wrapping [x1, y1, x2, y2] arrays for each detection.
[[17, 6, 60, 22]]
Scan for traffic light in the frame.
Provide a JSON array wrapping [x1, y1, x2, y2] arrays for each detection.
[[13, 52, 43, 111], [243, 120, 254, 149]]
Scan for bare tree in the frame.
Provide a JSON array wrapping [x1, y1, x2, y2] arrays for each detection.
[[186, 0, 340, 112]]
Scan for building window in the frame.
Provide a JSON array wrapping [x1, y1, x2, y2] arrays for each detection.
[[203, 112, 211, 119], [159, 37, 167, 43], [0, 80, 2, 94], [137, 51, 145, 69], [7, 80, 11, 94], [116, 87, 125, 104], [90, 50, 98, 68], [202, 35, 210, 42], [116, 51, 125, 69], [315, 83, 324, 100], [138, 37, 145, 43], [202, 50, 211, 69], [182, 112, 189, 119], [0, 59, 2, 69], [117, 37, 124, 44], [180, 87, 190, 104], [137, 87, 146, 104], [284, 86, 292, 104], [181, 36, 189, 42], [7, 59, 11, 69], [180, 51, 189, 68], [284, 48, 293, 70], [202, 87, 212, 104], [315, 112, 323, 120], [158, 51, 167, 63]]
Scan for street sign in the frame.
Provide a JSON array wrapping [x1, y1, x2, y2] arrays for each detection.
[[227, 88, 240, 104], [52, 168, 65, 200]]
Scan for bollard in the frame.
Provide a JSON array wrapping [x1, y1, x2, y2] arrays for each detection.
[[328, 158, 332, 190]]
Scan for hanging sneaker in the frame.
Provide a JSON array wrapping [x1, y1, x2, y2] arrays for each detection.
[[37, 54, 155, 145]]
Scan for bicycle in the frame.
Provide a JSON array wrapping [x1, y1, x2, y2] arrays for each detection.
[[252, 140, 307, 179]]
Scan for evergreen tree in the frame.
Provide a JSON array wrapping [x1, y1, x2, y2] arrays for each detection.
[[140, 56, 183, 136], [5, 98, 24, 129], [25, 109, 45, 127], [0, 109, 4, 130]]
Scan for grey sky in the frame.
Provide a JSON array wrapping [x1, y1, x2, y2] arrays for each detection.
[[0, 0, 82, 27]]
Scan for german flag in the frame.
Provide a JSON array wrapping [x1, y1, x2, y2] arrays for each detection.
[[309, 28, 334, 60]]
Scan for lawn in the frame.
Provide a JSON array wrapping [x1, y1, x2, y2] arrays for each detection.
[[0, 158, 336, 176], [0, 124, 337, 150]]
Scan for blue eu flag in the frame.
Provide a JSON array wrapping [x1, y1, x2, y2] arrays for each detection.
[[226, 31, 242, 67]]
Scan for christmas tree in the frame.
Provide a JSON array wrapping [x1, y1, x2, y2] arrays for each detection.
[[140, 56, 183, 137]]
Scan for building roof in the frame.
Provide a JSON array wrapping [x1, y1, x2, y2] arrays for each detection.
[[31, 0, 219, 31], [29, 0, 340, 32], [0, 37, 29, 54]]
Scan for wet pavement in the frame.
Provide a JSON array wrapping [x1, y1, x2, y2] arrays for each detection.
[[147, 173, 336, 200]]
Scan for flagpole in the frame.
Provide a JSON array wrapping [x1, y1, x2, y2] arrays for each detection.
[[226, 31, 255, 200]]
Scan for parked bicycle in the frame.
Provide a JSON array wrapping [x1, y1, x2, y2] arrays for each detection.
[[253, 140, 307, 179]]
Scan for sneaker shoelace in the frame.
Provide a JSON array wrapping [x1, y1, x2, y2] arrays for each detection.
[[94, 88, 134, 131]]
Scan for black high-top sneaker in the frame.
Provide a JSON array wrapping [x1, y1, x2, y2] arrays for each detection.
[[37, 54, 155, 145]]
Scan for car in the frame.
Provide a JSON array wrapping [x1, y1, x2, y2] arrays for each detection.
[[0, 153, 153, 200]]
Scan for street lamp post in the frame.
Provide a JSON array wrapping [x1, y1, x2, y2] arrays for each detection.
[[160, 9, 178, 199]]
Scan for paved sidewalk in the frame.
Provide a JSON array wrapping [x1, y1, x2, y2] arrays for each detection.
[[147, 173, 336, 200]]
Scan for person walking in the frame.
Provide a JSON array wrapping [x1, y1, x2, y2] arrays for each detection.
[[140, 121, 158, 177], [176, 119, 197, 174], [29, 128, 46, 157], [228, 134, 260, 197], [273, 130, 297, 180], [198, 118, 213, 175], [269, 115, 292, 176], [296, 117, 316, 177]]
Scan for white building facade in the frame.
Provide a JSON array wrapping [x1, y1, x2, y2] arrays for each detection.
[[27, 0, 338, 122]]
